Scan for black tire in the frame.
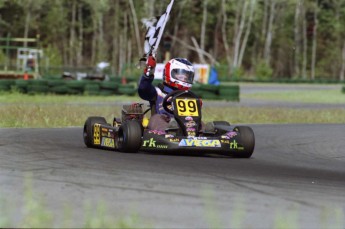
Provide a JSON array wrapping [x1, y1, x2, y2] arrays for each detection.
[[233, 126, 255, 158], [117, 120, 142, 153], [83, 116, 107, 147]]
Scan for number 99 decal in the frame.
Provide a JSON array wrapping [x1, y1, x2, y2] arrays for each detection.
[[176, 99, 199, 116]]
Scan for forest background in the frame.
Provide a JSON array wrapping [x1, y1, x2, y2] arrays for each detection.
[[0, 0, 345, 81]]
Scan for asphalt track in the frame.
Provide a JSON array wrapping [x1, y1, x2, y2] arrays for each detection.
[[0, 84, 344, 228], [1, 124, 344, 228]]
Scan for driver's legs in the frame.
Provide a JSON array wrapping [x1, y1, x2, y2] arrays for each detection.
[[148, 114, 170, 131], [148, 114, 207, 133]]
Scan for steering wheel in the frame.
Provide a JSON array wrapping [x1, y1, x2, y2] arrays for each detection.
[[162, 90, 199, 114]]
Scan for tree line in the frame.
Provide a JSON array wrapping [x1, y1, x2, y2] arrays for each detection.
[[0, 0, 345, 81]]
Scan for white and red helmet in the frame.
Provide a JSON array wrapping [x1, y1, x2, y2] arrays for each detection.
[[163, 58, 194, 90]]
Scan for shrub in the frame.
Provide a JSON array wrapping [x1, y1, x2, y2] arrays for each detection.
[[255, 60, 273, 81]]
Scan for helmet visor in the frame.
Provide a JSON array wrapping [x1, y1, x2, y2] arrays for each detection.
[[171, 69, 194, 84]]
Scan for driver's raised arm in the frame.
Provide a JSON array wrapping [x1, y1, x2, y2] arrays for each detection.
[[138, 55, 157, 101]]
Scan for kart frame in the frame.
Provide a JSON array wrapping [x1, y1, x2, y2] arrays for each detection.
[[83, 90, 255, 157]]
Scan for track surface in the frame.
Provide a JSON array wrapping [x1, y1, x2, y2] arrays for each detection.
[[1, 124, 344, 228]]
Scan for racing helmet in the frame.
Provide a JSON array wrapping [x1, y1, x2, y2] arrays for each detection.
[[163, 58, 194, 90]]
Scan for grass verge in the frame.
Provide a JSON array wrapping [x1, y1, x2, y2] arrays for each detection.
[[0, 174, 146, 228], [1, 103, 345, 127], [1, 91, 345, 127]]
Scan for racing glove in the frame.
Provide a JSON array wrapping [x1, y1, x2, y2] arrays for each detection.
[[143, 55, 156, 77]]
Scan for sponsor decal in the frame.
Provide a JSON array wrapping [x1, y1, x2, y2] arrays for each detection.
[[230, 140, 238, 149], [142, 138, 168, 149], [179, 139, 221, 147], [169, 138, 180, 142], [187, 131, 196, 137], [185, 120, 196, 128], [225, 131, 238, 138], [229, 140, 244, 150], [93, 124, 101, 145], [148, 130, 166, 135], [185, 116, 193, 121], [101, 137, 115, 148], [221, 139, 230, 144], [192, 137, 207, 140], [165, 134, 175, 138], [142, 138, 156, 147]]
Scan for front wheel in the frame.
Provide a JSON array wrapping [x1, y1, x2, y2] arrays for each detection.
[[233, 126, 255, 158], [117, 120, 143, 153], [83, 116, 107, 147]]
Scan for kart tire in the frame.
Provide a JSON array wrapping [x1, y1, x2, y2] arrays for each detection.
[[233, 126, 255, 158], [117, 120, 142, 153], [83, 116, 107, 147]]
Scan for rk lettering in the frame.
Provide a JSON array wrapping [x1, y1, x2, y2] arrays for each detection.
[[230, 140, 238, 149], [143, 138, 156, 147]]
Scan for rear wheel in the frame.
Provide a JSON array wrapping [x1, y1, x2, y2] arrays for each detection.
[[83, 116, 107, 147], [117, 120, 143, 153], [233, 126, 255, 158]]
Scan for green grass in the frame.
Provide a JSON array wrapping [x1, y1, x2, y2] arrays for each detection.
[[1, 89, 345, 127], [239, 83, 345, 104], [2, 102, 345, 128], [242, 89, 345, 104], [0, 175, 146, 228], [1, 178, 343, 228], [203, 107, 345, 124]]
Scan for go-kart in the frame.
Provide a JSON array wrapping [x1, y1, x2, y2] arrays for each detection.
[[83, 90, 255, 158]]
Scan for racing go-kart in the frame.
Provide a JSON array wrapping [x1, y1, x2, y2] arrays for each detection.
[[83, 90, 255, 158]]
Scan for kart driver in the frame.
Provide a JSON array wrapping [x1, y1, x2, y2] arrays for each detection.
[[138, 55, 195, 131]]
